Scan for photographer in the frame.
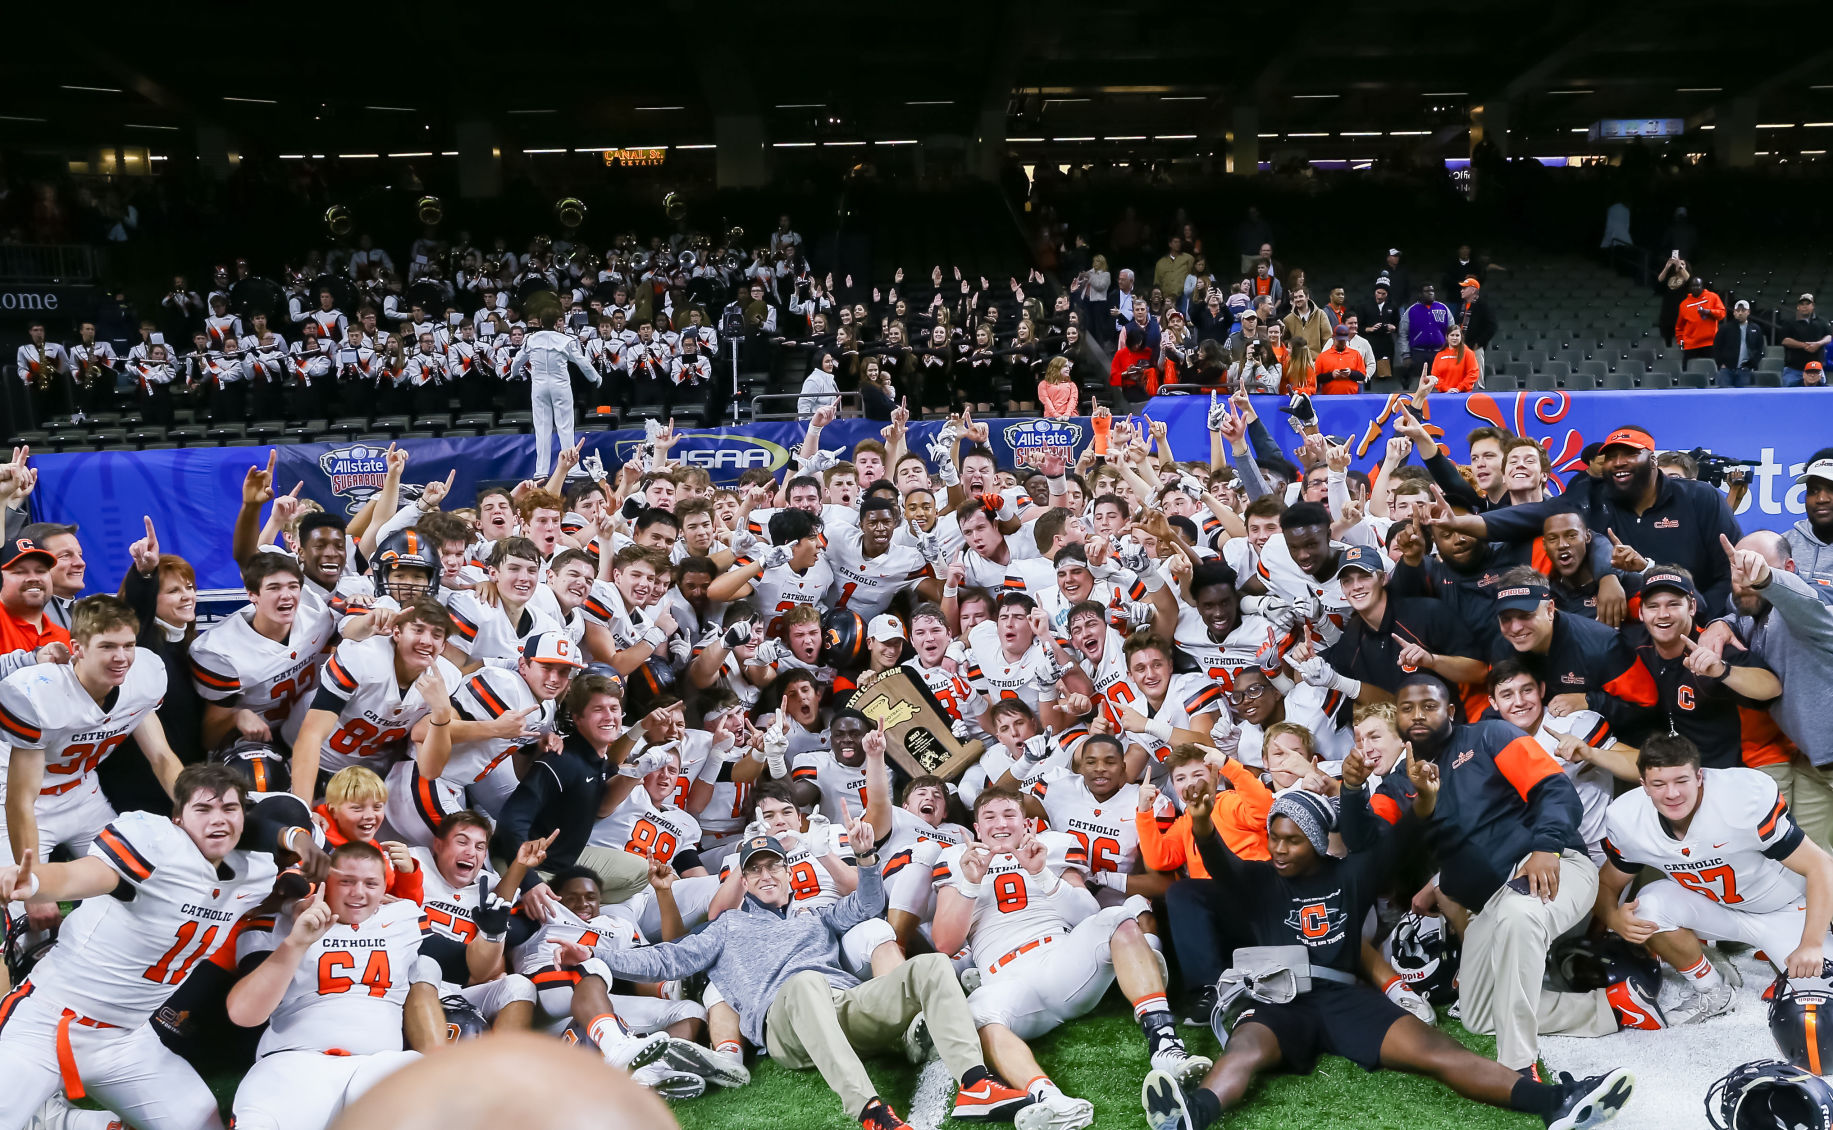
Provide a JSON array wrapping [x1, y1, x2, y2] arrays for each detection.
[[1227, 336, 1278, 394]]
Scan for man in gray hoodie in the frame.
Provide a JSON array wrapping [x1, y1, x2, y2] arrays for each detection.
[[1787, 454, 1833, 602], [1708, 531, 1833, 847], [582, 823, 1035, 1130]]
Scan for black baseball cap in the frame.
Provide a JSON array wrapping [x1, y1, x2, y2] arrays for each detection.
[[1, 537, 54, 570], [1641, 569, 1697, 601], [1332, 545, 1384, 579], [1492, 580, 1552, 613], [738, 834, 786, 870]]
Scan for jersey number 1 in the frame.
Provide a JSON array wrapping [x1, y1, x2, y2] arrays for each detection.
[[143, 921, 220, 984]]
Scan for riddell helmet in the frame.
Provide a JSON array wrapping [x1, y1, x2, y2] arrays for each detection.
[[1551, 934, 1666, 1031], [374, 530, 440, 600], [441, 994, 489, 1042], [820, 608, 866, 671], [220, 738, 290, 796], [1707, 1059, 1833, 1130], [1770, 969, 1833, 1073], [1381, 911, 1460, 1007]]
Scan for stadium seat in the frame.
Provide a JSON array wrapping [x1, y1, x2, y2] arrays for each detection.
[[281, 425, 317, 443], [167, 425, 207, 445], [325, 418, 368, 438], [1755, 370, 1783, 387], [455, 411, 496, 428], [1542, 361, 1572, 385], [413, 415, 452, 433], [498, 410, 534, 426], [370, 415, 411, 435], [137, 442, 178, 450], [247, 420, 286, 441], [6, 431, 50, 448], [1599, 370, 1635, 390], [88, 428, 129, 448], [485, 426, 523, 435], [127, 428, 167, 448], [1675, 369, 1709, 389], [205, 424, 248, 441], [355, 433, 394, 444], [396, 430, 437, 440]]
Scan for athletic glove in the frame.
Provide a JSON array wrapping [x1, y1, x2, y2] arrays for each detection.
[[723, 620, 756, 649], [474, 877, 513, 941], [914, 529, 946, 566], [761, 544, 792, 570], [1206, 391, 1227, 432], [1292, 655, 1362, 698], [1115, 537, 1151, 575]]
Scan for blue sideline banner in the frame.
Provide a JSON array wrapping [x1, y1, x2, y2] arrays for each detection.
[[32, 390, 1825, 598]]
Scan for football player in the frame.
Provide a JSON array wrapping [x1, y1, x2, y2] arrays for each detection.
[[403, 812, 535, 1032], [191, 552, 336, 753]]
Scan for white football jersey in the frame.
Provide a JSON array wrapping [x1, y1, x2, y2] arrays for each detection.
[[255, 898, 429, 1057], [444, 589, 560, 665], [1253, 535, 1352, 648], [513, 901, 644, 976], [1125, 672, 1226, 764], [1532, 709, 1617, 853], [719, 818, 853, 910], [1076, 626, 1134, 723], [879, 805, 972, 870], [904, 657, 984, 729], [1603, 766, 1805, 914], [579, 579, 658, 651], [823, 524, 931, 620], [791, 748, 871, 825], [1174, 605, 1278, 690], [0, 649, 165, 793], [191, 604, 336, 747], [315, 637, 464, 776], [443, 666, 554, 807], [893, 512, 963, 560], [591, 790, 704, 871], [750, 559, 835, 636], [698, 750, 758, 838], [408, 845, 496, 948], [25, 810, 279, 1027], [932, 831, 1091, 974], [963, 620, 1057, 714], [1029, 769, 1142, 875]]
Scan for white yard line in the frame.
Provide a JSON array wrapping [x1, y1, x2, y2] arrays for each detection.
[[906, 1059, 953, 1130]]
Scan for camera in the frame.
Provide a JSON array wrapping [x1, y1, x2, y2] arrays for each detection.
[[1687, 447, 1759, 488]]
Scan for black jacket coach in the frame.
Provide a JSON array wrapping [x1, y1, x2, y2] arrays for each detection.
[[1343, 718, 1586, 909], [492, 732, 610, 870]]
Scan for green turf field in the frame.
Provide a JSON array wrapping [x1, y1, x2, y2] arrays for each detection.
[[673, 1000, 1542, 1130]]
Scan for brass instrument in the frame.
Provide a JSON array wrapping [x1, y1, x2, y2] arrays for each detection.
[[324, 204, 354, 238], [662, 191, 687, 222], [416, 196, 444, 225], [31, 345, 52, 391], [555, 197, 587, 230]]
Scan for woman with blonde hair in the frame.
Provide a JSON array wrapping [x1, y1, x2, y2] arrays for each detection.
[[1038, 355, 1079, 418]]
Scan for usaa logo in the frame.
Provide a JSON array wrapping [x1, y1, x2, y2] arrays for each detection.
[[611, 433, 789, 473], [319, 444, 392, 514], [1002, 418, 1085, 468]]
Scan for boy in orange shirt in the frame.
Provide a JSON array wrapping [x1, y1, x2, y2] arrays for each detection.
[[313, 765, 424, 901]]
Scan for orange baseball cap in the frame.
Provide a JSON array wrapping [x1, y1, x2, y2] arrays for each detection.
[[1600, 426, 1655, 452], [1459, 276, 1481, 289]]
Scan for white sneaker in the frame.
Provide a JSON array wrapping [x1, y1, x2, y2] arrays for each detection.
[[1148, 1044, 1214, 1086], [1388, 984, 1438, 1025], [27, 1095, 119, 1130], [1668, 982, 1737, 1026], [663, 1038, 750, 1088], [1014, 1091, 1095, 1130], [599, 1026, 670, 1071], [903, 1012, 937, 1065], [1703, 944, 1744, 989], [631, 1060, 707, 1100]]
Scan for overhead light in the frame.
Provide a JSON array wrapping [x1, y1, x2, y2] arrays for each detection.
[[775, 103, 825, 110], [905, 100, 953, 106], [1806, 122, 1833, 128], [676, 143, 716, 149], [1053, 136, 1096, 142], [278, 154, 306, 160], [1570, 127, 1589, 133], [1340, 130, 1382, 137], [1153, 134, 1197, 140], [875, 139, 918, 145], [125, 123, 179, 131], [1758, 122, 1796, 128], [1160, 95, 1206, 102], [823, 140, 866, 146], [1288, 132, 1328, 138], [1006, 137, 1045, 142], [1420, 91, 1467, 97], [149, 155, 166, 162], [521, 148, 566, 154], [508, 109, 557, 115], [336, 153, 380, 158], [1546, 89, 1593, 95], [1813, 85, 1833, 90], [1258, 132, 1281, 138], [1804, 149, 1828, 155], [1105, 135, 1147, 141], [1676, 86, 1722, 92], [1292, 94, 1339, 100], [771, 141, 816, 147], [365, 105, 413, 112], [573, 147, 613, 153], [387, 151, 433, 157], [1044, 97, 1090, 104], [223, 96, 278, 105], [61, 84, 121, 93], [440, 150, 458, 156], [1700, 124, 1715, 130], [634, 105, 685, 111], [1388, 130, 1430, 136], [0, 114, 47, 123]]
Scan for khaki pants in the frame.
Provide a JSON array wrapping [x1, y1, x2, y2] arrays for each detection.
[[1459, 850, 1617, 1070], [562, 845, 652, 906], [764, 953, 982, 1120], [1771, 755, 1833, 852]]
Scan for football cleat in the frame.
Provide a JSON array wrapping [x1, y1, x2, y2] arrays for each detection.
[[952, 1076, 1033, 1122], [1606, 978, 1666, 1031], [1014, 1090, 1094, 1130], [599, 1026, 670, 1071], [631, 1060, 706, 1100], [1141, 1068, 1197, 1130], [860, 1099, 911, 1130], [902, 1013, 937, 1065], [663, 1038, 750, 1088], [1149, 1043, 1214, 1086], [1545, 1067, 1634, 1130], [1667, 982, 1737, 1026]]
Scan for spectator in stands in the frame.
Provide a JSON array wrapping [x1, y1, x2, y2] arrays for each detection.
[[1038, 357, 1079, 418], [1358, 280, 1400, 381], [1454, 278, 1496, 380], [1153, 237, 1194, 309], [1192, 286, 1231, 345], [1809, 360, 1828, 388], [1713, 299, 1764, 387], [1430, 326, 1481, 394], [0, 536, 69, 673], [1399, 284, 1452, 377], [1282, 289, 1330, 359], [15, 322, 71, 427], [796, 351, 840, 419], [1780, 294, 1832, 387], [1655, 254, 1690, 347], [1314, 324, 1367, 395], [1378, 248, 1411, 306], [1340, 313, 1375, 375], [1674, 276, 1725, 366], [1110, 269, 1140, 332]]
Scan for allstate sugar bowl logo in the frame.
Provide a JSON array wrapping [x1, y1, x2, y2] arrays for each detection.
[[1003, 418, 1085, 468], [319, 444, 392, 513]]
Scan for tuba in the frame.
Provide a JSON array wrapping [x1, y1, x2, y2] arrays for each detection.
[[416, 195, 444, 225], [662, 191, 687, 222], [323, 205, 354, 238], [555, 197, 587, 230]]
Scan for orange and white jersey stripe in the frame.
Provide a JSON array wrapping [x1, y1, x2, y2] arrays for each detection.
[[254, 898, 430, 1058], [0, 650, 166, 793], [190, 603, 336, 748]]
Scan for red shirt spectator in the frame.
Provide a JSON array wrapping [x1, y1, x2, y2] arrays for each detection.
[[0, 538, 70, 661], [1676, 281, 1726, 353]]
